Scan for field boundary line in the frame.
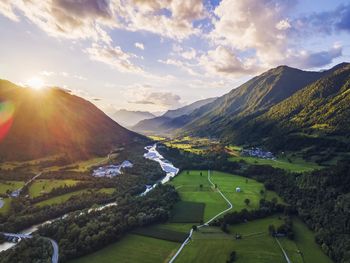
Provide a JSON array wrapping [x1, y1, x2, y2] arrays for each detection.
[[168, 170, 233, 263]]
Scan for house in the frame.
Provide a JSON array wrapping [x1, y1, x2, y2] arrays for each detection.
[[236, 187, 241, 192]]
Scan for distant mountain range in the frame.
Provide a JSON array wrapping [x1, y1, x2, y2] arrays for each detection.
[[132, 97, 216, 134], [111, 109, 155, 128], [134, 62, 350, 153], [0, 80, 145, 161]]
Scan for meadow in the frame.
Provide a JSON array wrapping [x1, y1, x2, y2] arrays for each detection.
[[69, 234, 180, 263], [169, 170, 282, 221], [34, 188, 115, 207], [28, 179, 79, 198], [0, 180, 25, 194]]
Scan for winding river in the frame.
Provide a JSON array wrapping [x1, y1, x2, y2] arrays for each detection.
[[0, 144, 179, 252]]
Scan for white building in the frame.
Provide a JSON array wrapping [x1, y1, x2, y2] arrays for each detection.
[[236, 187, 241, 192]]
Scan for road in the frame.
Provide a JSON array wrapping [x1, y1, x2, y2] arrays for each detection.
[[168, 170, 233, 263], [275, 237, 292, 263]]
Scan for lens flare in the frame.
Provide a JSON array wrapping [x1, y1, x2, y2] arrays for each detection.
[[0, 101, 15, 142]]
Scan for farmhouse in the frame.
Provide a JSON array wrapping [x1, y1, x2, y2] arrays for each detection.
[[236, 187, 241, 192]]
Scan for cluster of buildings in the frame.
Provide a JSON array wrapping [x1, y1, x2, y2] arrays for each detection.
[[92, 160, 133, 178], [241, 147, 275, 160]]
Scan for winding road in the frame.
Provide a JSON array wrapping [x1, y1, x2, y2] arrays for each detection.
[[168, 170, 233, 263]]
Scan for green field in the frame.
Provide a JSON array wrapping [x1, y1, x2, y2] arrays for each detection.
[[170, 201, 205, 223], [0, 180, 25, 194], [175, 215, 332, 263], [69, 234, 180, 263], [132, 225, 188, 243], [35, 188, 115, 207], [28, 179, 79, 198], [229, 155, 321, 173], [169, 170, 282, 221]]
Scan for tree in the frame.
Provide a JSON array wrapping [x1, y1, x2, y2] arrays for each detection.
[[187, 170, 189, 175], [199, 184, 203, 190], [200, 172, 203, 176], [192, 225, 198, 231], [260, 189, 265, 195], [244, 198, 250, 206]]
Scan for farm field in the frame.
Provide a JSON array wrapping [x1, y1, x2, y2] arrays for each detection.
[[35, 188, 115, 207], [169, 170, 282, 221], [69, 234, 180, 263], [28, 179, 79, 198], [0, 180, 25, 194]]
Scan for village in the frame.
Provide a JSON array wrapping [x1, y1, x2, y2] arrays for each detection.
[[241, 147, 275, 160], [92, 160, 133, 178]]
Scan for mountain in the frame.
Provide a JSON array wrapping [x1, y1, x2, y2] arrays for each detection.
[[235, 62, 350, 150], [178, 65, 324, 137], [111, 109, 155, 127], [132, 97, 216, 135], [179, 63, 350, 152], [0, 80, 145, 161]]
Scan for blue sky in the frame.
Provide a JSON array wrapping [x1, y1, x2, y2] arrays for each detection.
[[0, 0, 349, 115]]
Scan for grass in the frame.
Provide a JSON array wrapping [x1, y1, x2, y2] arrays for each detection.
[[292, 218, 333, 263], [170, 201, 205, 223], [229, 155, 321, 173], [69, 234, 180, 263], [169, 170, 282, 221], [35, 188, 115, 207], [132, 226, 188, 243], [0, 180, 25, 194], [176, 215, 332, 263], [28, 179, 79, 198]]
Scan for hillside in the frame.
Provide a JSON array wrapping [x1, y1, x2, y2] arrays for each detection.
[[0, 80, 145, 161], [176, 63, 350, 155], [234, 63, 350, 151], [111, 109, 155, 127], [179, 65, 324, 137], [132, 97, 216, 135]]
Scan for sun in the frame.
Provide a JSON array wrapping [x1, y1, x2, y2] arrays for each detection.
[[26, 77, 45, 90]]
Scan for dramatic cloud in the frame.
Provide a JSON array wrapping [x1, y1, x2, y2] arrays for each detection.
[[0, 0, 114, 43], [112, 0, 205, 40], [200, 46, 259, 76], [134, 42, 145, 50], [210, 0, 296, 62], [85, 43, 143, 73]]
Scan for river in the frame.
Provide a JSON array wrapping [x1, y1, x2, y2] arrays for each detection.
[[0, 144, 179, 252]]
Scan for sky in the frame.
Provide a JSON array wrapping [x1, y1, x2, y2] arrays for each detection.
[[0, 0, 349, 115]]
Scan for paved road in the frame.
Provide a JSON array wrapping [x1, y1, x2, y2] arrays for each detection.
[[2, 232, 32, 239], [168, 170, 233, 263]]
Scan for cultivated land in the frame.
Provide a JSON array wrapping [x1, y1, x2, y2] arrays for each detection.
[[66, 170, 332, 263], [28, 179, 79, 198], [169, 170, 282, 221], [69, 234, 180, 263], [34, 188, 115, 207], [175, 215, 332, 263]]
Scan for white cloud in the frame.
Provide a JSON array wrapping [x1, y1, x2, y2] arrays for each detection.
[[200, 46, 259, 76], [85, 43, 143, 73], [134, 42, 145, 50], [127, 84, 182, 109]]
